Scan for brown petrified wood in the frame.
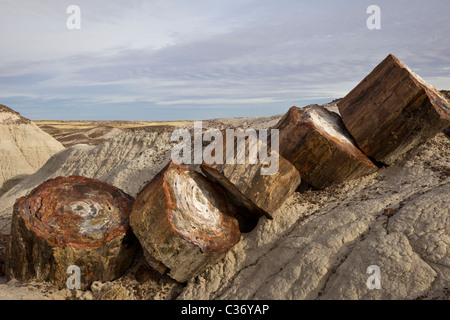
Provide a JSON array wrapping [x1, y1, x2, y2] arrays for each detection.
[[441, 91, 450, 138], [0, 232, 7, 277], [200, 130, 301, 219], [275, 105, 378, 189], [444, 127, 450, 138], [130, 161, 242, 283], [5, 175, 138, 290], [338, 54, 450, 165]]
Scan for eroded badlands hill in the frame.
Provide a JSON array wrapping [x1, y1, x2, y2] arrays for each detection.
[[0, 105, 64, 195]]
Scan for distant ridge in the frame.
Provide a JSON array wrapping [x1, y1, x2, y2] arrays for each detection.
[[0, 104, 32, 125]]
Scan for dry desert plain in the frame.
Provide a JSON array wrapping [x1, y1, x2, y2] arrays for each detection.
[[35, 120, 192, 147]]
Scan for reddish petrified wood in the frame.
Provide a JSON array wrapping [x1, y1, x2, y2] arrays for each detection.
[[200, 131, 301, 219], [130, 161, 242, 283], [442, 91, 450, 138], [275, 105, 378, 189], [5, 176, 138, 290], [338, 54, 450, 165], [441, 90, 450, 99], [0, 232, 7, 277]]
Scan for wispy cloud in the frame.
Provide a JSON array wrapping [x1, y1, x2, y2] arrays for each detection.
[[0, 0, 449, 120]]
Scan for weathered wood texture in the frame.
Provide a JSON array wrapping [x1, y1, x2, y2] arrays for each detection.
[[441, 90, 450, 137], [5, 175, 138, 290], [338, 54, 450, 165], [444, 127, 450, 138], [441, 90, 450, 100], [201, 130, 301, 219], [0, 232, 7, 277], [130, 161, 242, 283], [275, 105, 378, 189]]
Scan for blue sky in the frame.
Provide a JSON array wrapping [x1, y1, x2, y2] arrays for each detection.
[[0, 0, 449, 120]]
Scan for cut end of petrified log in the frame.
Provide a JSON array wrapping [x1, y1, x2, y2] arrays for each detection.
[[164, 162, 241, 254], [6, 176, 137, 288], [130, 161, 242, 282], [276, 105, 378, 189], [15, 175, 133, 249], [313, 106, 375, 166], [283, 105, 377, 168]]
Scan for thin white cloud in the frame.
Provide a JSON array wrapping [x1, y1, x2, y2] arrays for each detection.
[[0, 0, 449, 120], [156, 97, 284, 106]]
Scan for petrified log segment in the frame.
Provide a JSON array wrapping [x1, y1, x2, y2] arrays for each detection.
[[275, 105, 378, 189], [5, 175, 137, 290], [200, 131, 301, 219], [444, 127, 450, 138], [441, 91, 450, 137], [338, 54, 450, 165], [130, 161, 241, 283], [0, 232, 7, 277]]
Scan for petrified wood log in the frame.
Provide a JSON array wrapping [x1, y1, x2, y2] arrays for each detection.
[[338, 54, 450, 165], [275, 105, 378, 189], [200, 130, 301, 219], [5, 175, 138, 290], [444, 127, 450, 138], [0, 232, 7, 277], [130, 161, 242, 283], [441, 90, 450, 99], [441, 91, 450, 137]]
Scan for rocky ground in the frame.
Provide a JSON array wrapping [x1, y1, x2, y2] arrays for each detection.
[[0, 105, 448, 299]]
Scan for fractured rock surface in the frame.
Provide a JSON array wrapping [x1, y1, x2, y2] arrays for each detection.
[[201, 131, 301, 219], [130, 161, 242, 283], [275, 105, 378, 189], [5, 175, 138, 290], [338, 54, 450, 165], [322, 182, 449, 299]]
